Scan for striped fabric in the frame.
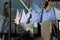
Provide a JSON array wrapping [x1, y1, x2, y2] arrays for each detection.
[[2, 19, 9, 33]]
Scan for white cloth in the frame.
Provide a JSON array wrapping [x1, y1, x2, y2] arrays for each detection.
[[59, 22, 60, 30], [20, 9, 30, 23], [15, 9, 21, 25], [23, 23, 34, 34], [54, 7, 60, 20]]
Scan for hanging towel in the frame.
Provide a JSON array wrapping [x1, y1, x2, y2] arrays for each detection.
[[54, 7, 60, 20], [15, 9, 21, 25], [20, 9, 30, 23]]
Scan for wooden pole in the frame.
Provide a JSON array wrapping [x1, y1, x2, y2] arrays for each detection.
[[9, 0, 11, 40]]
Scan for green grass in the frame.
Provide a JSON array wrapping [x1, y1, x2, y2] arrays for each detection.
[[34, 28, 38, 33]]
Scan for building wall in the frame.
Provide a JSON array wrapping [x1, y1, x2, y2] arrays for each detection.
[[50, 1, 60, 9]]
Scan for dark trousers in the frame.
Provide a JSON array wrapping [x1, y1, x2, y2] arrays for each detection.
[[38, 23, 41, 36], [2, 33, 8, 40]]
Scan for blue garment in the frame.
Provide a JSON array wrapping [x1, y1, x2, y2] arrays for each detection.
[[0, 19, 3, 32], [31, 8, 55, 23], [42, 8, 55, 22], [53, 36, 57, 40], [2, 19, 9, 33], [32, 9, 41, 23]]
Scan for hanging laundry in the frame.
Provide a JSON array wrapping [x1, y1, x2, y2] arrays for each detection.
[[15, 9, 21, 25], [2, 19, 9, 33], [59, 21, 60, 30], [42, 8, 55, 22], [34, 23, 38, 28], [20, 9, 30, 23], [31, 9, 41, 23], [0, 19, 3, 32], [54, 7, 60, 20]]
